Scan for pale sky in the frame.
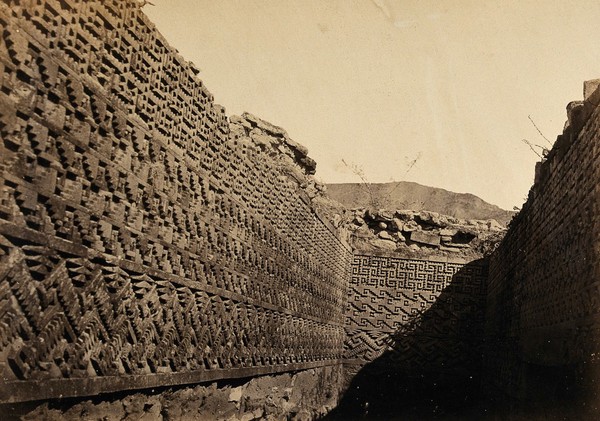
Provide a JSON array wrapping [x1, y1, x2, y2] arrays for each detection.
[[144, 0, 600, 210]]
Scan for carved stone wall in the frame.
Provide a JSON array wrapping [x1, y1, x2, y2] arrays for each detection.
[[485, 82, 600, 411], [327, 253, 488, 418], [344, 253, 487, 375], [0, 0, 351, 403]]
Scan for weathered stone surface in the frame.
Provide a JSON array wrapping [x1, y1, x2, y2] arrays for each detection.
[[250, 130, 277, 147], [229, 386, 244, 403], [19, 366, 344, 421], [229, 123, 247, 138], [395, 209, 417, 221], [409, 231, 441, 246], [392, 218, 404, 232], [457, 226, 479, 237], [409, 244, 421, 252], [242, 112, 288, 138], [339, 202, 506, 259], [446, 242, 470, 249], [378, 230, 394, 240], [332, 213, 342, 228], [402, 220, 420, 232], [284, 136, 310, 158], [231, 113, 316, 175], [440, 228, 458, 236], [440, 246, 462, 253], [485, 79, 600, 416], [416, 211, 448, 228], [368, 239, 398, 251], [353, 224, 372, 238], [299, 156, 317, 175], [230, 115, 253, 130], [567, 100, 585, 135], [0, 0, 350, 407], [584, 79, 600, 99], [366, 209, 394, 222]]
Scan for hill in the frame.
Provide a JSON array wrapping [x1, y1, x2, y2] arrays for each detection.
[[325, 181, 514, 225]]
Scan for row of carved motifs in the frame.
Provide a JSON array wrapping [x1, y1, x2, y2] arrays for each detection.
[[0, 235, 344, 381], [0, 0, 350, 383], [344, 256, 487, 367], [0, 1, 349, 319]]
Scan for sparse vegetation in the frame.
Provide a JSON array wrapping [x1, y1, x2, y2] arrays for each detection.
[[340, 152, 422, 210]]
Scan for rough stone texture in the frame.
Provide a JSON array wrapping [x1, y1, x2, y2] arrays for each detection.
[[409, 230, 441, 246], [0, 0, 351, 406], [484, 81, 600, 416], [229, 113, 318, 180], [336, 207, 506, 259], [6, 366, 343, 421]]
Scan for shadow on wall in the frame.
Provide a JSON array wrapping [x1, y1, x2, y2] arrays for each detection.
[[324, 254, 600, 421], [485, 271, 600, 420], [323, 259, 493, 421]]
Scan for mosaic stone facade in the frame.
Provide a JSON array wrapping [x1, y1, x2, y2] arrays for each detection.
[[345, 253, 487, 375], [484, 83, 600, 407], [0, 0, 351, 403], [4, 0, 600, 415]]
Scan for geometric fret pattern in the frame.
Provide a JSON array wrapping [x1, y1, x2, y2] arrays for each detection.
[[0, 0, 351, 403], [0, 239, 343, 383], [345, 254, 487, 374]]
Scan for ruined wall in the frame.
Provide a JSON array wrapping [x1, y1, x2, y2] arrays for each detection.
[[485, 81, 600, 412], [329, 253, 488, 418], [342, 208, 505, 258], [14, 366, 344, 421], [0, 0, 351, 404], [344, 253, 487, 375]]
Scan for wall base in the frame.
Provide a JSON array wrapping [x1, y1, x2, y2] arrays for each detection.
[[1, 365, 344, 421]]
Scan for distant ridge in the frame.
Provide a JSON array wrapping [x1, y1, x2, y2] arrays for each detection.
[[326, 181, 514, 225]]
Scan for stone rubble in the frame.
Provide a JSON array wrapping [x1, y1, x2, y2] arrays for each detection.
[[18, 366, 343, 421], [332, 208, 507, 258], [230, 112, 317, 176]]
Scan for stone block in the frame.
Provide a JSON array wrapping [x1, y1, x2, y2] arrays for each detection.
[[584, 79, 600, 100], [394, 209, 416, 221], [391, 218, 404, 232], [409, 231, 441, 246], [378, 230, 393, 240], [368, 239, 397, 251], [402, 220, 419, 232], [416, 211, 448, 227], [440, 228, 458, 237], [439, 246, 461, 253]]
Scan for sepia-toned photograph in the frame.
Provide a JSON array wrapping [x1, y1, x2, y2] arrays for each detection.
[[1, 0, 600, 419]]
